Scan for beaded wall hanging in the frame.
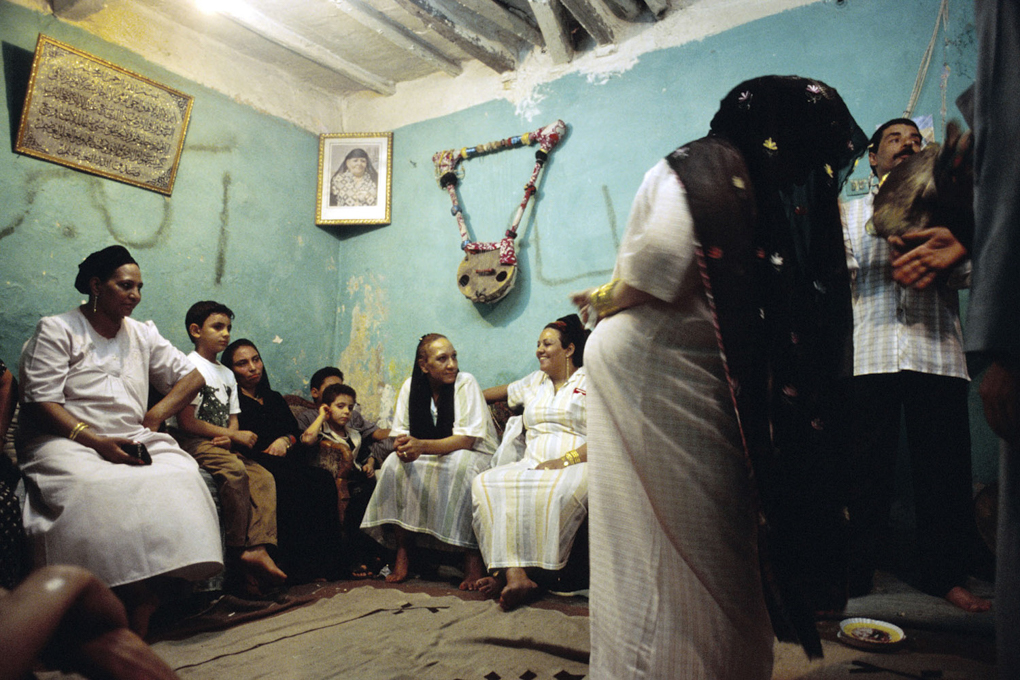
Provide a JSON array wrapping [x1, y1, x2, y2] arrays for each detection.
[[432, 119, 567, 304]]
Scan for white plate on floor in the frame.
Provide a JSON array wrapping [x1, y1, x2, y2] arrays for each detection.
[[838, 617, 907, 650]]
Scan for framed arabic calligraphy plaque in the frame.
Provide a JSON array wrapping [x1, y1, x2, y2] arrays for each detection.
[[15, 35, 193, 196]]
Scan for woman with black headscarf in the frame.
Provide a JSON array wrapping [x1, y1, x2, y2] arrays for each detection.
[[361, 333, 498, 588], [222, 338, 343, 583], [17, 245, 222, 635], [575, 76, 867, 678], [470, 314, 590, 610]]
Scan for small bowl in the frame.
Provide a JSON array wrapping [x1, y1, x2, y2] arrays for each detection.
[[837, 617, 907, 650]]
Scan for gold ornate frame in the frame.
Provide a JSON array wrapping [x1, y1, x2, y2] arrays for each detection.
[[15, 35, 193, 196]]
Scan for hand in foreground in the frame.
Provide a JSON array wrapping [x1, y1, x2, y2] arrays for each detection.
[[569, 289, 594, 325], [264, 436, 290, 457], [888, 227, 966, 290], [979, 361, 1020, 449], [394, 435, 424, 463], [140, 410, 163, 433], [210, 435, 232, 449], [534, 457, 569, 470], [93, 436, 148, 466], [231, 429, 258, 450], [362, 458, 377, 479]]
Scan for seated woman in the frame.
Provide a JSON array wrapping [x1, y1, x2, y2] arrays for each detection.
[[471, 315, 589, 610], [222, 339, 343, 583], [17, 245, 222, 635], [361, 333, 498, 588]]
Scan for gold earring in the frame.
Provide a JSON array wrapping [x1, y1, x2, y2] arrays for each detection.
[[92, 295, 97, 314]]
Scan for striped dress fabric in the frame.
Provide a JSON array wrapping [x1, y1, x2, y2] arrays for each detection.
[[361, 371, 497, 549], [472, 368, 588, 570]]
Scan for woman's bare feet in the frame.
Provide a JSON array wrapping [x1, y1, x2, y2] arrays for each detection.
[[459, 551, 486, 591], [474, 573, 506, 599], [945, 585, 992, 612], [499, 567, 539, 611], [386, 544, 411, 583]]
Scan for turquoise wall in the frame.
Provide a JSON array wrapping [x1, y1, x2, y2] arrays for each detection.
[[337, 0, 994, 478], [0, 1, 340, 393], [0, 0, 994, 483]]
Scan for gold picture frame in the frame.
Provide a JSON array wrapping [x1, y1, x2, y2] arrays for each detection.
[[15, 34, 193, 196], [316, 132, 393, 226]]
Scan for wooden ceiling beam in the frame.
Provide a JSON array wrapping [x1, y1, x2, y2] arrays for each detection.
[[527, 0, 574, 64], [391, 0, 521, 72], [453, 0, 545, 47], [558, 0, 623, 44], [328, 0, 463, 77]]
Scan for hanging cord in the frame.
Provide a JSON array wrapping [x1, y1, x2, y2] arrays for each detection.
[[903, 0, 950, 119]]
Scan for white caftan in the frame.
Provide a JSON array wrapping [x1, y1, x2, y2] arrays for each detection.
[[472, 368, 587, 570], [18, 309, 223, 588], [361, 371, 497, 549], [586, 160, 773, 679]]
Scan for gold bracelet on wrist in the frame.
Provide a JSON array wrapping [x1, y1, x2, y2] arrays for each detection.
[[563, 449, 581, 466], [68, 421, 90, 442], [590, 279, 622, 319]]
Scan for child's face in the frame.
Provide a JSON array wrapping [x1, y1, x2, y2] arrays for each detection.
[[191, 313, 232, 355], [327, 394, 356, 428]]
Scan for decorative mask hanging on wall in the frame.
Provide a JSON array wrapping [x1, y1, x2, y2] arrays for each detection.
[[432, 120, 567, 304]]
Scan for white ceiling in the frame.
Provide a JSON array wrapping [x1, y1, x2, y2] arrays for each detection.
[[27, 0, 672, 124]]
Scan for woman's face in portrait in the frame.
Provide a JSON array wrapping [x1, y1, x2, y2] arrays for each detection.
[[346, 155, 368, 177], [93, 263, 143, 320], [536, 328, 572, 377], [231, 345, 264, 391], [420, 337, 458, 386]]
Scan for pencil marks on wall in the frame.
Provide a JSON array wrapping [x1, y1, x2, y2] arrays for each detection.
[[532, 184, 620, 285]]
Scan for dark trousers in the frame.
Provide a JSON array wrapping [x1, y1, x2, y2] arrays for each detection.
[[848, 371, 973, 597], [250, 452, 343, 583]]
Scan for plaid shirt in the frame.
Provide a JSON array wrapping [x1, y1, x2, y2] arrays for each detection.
[[841, 192, 969, 380]]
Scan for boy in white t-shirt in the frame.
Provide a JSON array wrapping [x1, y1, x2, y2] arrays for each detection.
[[172, 301, 286, 595]]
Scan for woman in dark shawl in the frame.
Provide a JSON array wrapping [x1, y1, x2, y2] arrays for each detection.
[[577, 75, 866, 679], [223, 339, 343, 583]]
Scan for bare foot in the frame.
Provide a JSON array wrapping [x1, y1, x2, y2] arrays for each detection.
[[240, 546, 288, 587], [475, 573, 505, 599], [499, 567, 539, 611], [945, 586, 992, 612], [385, 544, 410, 583], [460, 551, 486, 591]]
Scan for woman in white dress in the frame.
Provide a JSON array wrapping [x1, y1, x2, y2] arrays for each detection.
[[361, 333, 498, 588], [576, 76, 867, 678], [18, 245, 222, 635], [471, 314, 588, 610]]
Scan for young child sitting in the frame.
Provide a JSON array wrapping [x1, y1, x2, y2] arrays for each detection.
[[172, 301, 287, 596], [300, 383, 386, 578], [295, 367, 394, 464]]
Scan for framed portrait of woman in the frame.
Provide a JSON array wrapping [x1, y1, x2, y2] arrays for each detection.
[[316, 132, 393, 225]]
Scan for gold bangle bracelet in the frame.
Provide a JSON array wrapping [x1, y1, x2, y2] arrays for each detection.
[[68, 421, 90, 442], [590, 279, 622, 319], [563, 449, 581, 466]]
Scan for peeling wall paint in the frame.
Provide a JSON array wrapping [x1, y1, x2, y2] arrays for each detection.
[[332, 0, 996, 483]]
